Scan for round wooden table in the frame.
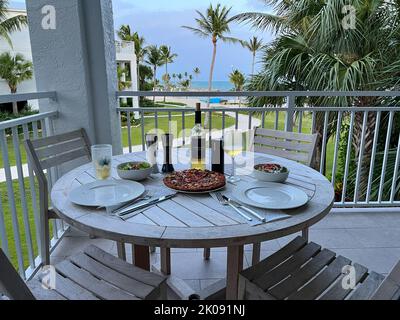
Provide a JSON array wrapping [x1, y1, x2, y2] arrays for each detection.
[[51, 149, 334, 299]]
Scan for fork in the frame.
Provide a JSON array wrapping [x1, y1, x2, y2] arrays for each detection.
[[212, 192, 252, 221]]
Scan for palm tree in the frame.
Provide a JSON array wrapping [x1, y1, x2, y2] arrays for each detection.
[[229, 69, 245, 106], [0, 0, 27, 46], [236, 0, 400, 186], [145, 45, 165, 101], [193, 67, 201, 78], [117, 25, 147, 87], [159, 45, 178, 81], [0, 52, 33, 115], [183, 3, 240, 123], [243, 36, 263, 75], [159, 45, 177, 101]]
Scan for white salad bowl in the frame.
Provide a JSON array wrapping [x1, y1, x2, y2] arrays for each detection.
[[252, 164, 289, 183], [117, 162, 153, 181]]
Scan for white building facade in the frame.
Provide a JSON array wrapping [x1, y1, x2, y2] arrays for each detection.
[[0, 9, 138, 109]]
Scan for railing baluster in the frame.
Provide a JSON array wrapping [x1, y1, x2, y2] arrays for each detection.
[[182, 111, 185, 146], [127, 112, 132, 153], [261, 111, 266, 128], [155, 111, 158, 132], [209, 111, 212, 146], [390, 131, 400, 202], [354, 112, 368, 203], [378, 111, 394, 203], [311, 111, 316, 134], [274, 111, 279, 130], [168, 111, 172, 135], [366, 111, 381, 203], [331, 111, 342, 187], [22, 123, 41, 250], [0, 196, 9, 257], [41, 119, 59, 240], [222, 111, 226, 134], [320, 111, 329, 175], [11, 126, 35, 268], [140, 109, 145, 151], [341, 112, 355, 203], [298, 111, 303, 133], [0, 129, 25, 277], [235, 112, 239, 130], [248, 112, 253, 130]]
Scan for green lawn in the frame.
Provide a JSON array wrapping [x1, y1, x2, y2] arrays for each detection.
[[0, 177, 40, 271]]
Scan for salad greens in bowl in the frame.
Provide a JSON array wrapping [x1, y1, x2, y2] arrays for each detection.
[[253, 163, 289, 183], [117, 161, 152, 181]]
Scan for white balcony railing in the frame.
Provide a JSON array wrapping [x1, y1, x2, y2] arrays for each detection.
[[1, 89, 400, 280], [0, 92, 61, 280], [117, 91, 400, 209], [115, 40, 135, 56]]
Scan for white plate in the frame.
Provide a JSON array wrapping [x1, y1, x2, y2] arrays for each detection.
[[69, 180, 145, 207], [235, 182, 309, 210]]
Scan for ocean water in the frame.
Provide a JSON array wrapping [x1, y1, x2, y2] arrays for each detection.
[[191, 81, 233, 91]]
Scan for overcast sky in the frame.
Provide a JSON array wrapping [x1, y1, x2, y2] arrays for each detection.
[[10, 0, 274, 81]]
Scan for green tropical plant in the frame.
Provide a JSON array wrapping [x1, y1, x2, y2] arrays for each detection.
[[145, 45, 165, 101], [117, 65, 132, 91], [0, 0, 27, 46], [159, 45, 177, 101], [229, 69, 245, 91], [138, 64, 153, 91], [0, 52, 33, 115], [183, 3, 240, 118], [235, 0, 400, 187], [229, 69, 245, 107], [243, 36, 263, 75]]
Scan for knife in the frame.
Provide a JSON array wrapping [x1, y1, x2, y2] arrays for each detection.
[[223, 195, 266, 222], [117, 193, 177, 217]]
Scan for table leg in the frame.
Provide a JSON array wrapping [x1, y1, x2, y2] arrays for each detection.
[[133, 244, 150, 271], [160, 247, 171, 275], [226, 245, 244, 300], [116, 242, 126, 261]]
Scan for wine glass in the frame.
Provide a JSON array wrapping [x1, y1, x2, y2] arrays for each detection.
[[223, 130, 244, 183]]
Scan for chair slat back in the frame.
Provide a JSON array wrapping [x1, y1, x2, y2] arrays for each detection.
[[0, 248, 35, 300], [252, 128, 318, 167], [27, 129, 92, 171]]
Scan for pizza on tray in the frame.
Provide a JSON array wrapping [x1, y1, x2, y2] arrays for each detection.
[[163, 169, 226, 192]]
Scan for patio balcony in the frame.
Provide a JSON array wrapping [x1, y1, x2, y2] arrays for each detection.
[[1, 90, 400, 298], [1, 0, 400, 300]]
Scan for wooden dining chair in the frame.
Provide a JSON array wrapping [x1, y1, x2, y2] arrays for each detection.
[[0, 245, 167, 300], [248, 128, 319, 266], [24, 128, 93, 266], [250, 128, 318, 167], [238, 236, 400, 300]]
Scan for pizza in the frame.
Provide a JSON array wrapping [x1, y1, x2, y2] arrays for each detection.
[[163, 169, 226, 192]]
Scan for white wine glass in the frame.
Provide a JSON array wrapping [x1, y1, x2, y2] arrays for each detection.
[[224, 130, 244, 183]]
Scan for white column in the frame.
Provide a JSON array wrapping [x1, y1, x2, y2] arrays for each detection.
[[26, 0, 122, 154]]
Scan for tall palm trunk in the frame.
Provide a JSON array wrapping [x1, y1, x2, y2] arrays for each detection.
[[164, 62, 168, 103], [204, 38, 217, 128], [251, 53, 256, 75], [153, 66, 157, 103], [11, 87, 18, 115]]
